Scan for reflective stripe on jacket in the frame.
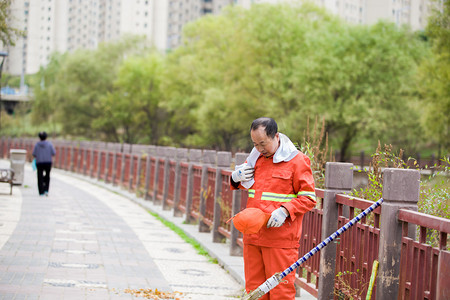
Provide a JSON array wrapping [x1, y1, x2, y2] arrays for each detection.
[[231, 152, 316, 248]]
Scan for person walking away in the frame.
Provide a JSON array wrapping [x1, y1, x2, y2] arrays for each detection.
[[32, 132, 56, 196], [230, 117, 317, 300]]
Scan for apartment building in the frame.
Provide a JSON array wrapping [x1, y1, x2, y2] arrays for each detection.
[[3, 0, 233, 75], [2, 0, 435, 76], [237, 0, 432, 27], [366, 0, 433, 30]]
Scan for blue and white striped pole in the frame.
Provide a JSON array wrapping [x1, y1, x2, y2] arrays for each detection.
[[243, 198, 384, 300]]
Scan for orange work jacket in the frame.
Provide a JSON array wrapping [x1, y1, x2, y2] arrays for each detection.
[[231, 152, 316, 248]]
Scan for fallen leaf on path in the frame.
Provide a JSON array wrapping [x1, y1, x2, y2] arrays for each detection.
[[124, 288, 184, 299]]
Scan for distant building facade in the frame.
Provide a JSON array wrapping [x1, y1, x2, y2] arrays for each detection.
[[237, 0, 434, 28], [2, 0, 435, 76]]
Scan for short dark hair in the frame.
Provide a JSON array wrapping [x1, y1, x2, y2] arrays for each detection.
[[38, 131, 47, 141], [250, 117, 278, 138]]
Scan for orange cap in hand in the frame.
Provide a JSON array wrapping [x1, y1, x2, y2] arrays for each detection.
[[227, 208, 271, 234]]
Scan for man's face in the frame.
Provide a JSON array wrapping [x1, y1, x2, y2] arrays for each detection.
[[251, 127, 279, 157]]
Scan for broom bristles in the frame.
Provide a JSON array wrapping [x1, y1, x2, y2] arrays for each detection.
[[242, 288, 265, 300]]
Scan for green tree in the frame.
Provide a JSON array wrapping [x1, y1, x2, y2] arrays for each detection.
[[95, 52, 166, 144], [164, 3, 427, 155], [418, 0, 450, 155], [288, 21, 427, 160], [162, 10, 255, 149], [31, 52, 66, 130], [0, 0, 24, 46], [31, 36, 149, 140]]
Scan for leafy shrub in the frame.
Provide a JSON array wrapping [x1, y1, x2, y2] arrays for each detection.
[[352, 142, 449, 246], [297, 116, 334, 189]]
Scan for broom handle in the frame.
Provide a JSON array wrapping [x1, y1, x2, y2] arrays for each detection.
[[280, 198, 384, 279]]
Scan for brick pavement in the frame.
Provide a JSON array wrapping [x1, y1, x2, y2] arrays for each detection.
[[0, 162, 243, 300]]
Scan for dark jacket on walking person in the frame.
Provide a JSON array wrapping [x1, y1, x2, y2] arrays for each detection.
[[32, 132, 56, 196]]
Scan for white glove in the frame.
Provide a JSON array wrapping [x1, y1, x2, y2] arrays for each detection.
[[267, 207, 288, 228], [231, 165, 254, 182]]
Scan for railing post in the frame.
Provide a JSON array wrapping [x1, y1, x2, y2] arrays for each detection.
[[119, 152, 126, 187], [152, 147, 166, 205], [318, 162, 353, 300], [212, 151, 231, 243], [103, 151, 110, 183], [143, 146, 156, 200], [162, 147, 176, 210], [68, 142, 73, 171], [135, 154, 143, 195], [185, 149, 202, 224], [59, 142, 64, 169], [7, 138, 12, 159], [111, 151, 118, 185], [80, 143, 89, 175], [173, 148, 188, 217], [144, 155, 152, 200], [199, 150, 217, 233], [82, 143, 88, 175], [63, 144, 69, 170], [70, 143, 75, 172], [128, 154, 135, 192], [0, 137, 4, 158], [96, 151, 103, 181], [55, 142, 61, 168], [75, 143, 81, 172], [376, 168, 420, 300], [89, 144, 95, 178], [230, 153, 248, 256], [69, 142, 74, 171]]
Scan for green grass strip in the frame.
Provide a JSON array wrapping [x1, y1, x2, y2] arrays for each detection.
[[147, 210, 218, 264]]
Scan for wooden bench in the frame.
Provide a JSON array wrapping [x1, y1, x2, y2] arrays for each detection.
[[0, 168, 14, 195]]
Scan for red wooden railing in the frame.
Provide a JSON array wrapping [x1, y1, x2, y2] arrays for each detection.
[[296, 188, 324, 298], [202, 167, 216, 227], [146, 157, 156, 197], [177, 162, 189, 213], [2, 137, 448, 300], [106, 152, 114, 182], [398, 210, 450, 300], [114, 153, 122, 186], [334, 194, 382, 300], [91, 150, 99, 177], [155, 158, 165, 202], [218, 169, 233, 238], [190, 165, 202, 220], [135, 156, 146, 195], [99, 151, 106, 179], [167, 160, 176, 206], [122, 154, 131, 188]]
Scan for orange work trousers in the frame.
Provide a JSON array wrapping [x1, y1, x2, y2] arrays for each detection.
[[243, 244, 298, 300]]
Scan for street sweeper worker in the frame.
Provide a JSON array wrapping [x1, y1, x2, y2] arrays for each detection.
[[230, 117, 316, 300]]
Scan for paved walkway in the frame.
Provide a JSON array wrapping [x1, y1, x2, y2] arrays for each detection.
[[0, 161, 315, 300]]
